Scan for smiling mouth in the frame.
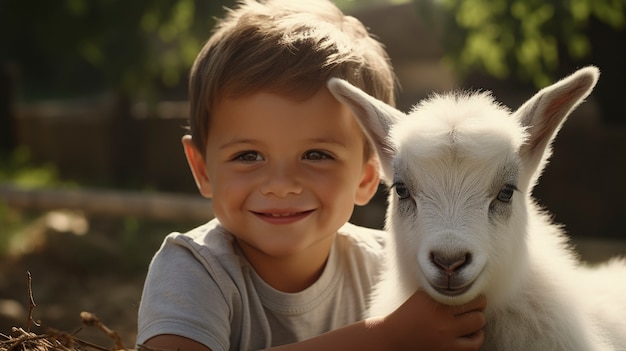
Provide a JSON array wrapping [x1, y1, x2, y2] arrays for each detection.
[[266, 212, 302, 217], [256, 210, 312, 217], [252, 210, 314, 223]]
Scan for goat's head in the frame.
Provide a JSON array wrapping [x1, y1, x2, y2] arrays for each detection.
[[328, 67, 599, 305]]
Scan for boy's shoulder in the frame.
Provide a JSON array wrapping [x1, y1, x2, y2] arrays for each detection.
[[336, 222, 388, 255], [178, 218, 231, 243], [161, 219, 240, 269]]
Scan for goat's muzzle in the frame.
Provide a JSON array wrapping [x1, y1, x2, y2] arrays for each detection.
[[429, 252, 473, 296]]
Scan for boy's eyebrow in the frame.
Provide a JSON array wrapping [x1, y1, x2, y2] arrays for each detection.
[[218, 137, 349, 149], [218, 138, 258, 150], [307, 137, 349, 147]]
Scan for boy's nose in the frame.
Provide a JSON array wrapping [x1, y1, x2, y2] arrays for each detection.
[[259, 163, 303, 197]]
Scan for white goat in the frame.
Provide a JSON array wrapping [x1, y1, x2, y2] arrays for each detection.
[[328, 67, 626, 350]]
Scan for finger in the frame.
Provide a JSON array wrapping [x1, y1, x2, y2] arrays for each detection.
[[454, 295, 487, 315], [455, 329, 485, 351], [467, 294, 487, 310], [454, 310, 486, 337]]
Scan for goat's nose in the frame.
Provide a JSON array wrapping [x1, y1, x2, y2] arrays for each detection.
[[430, 252, 471, 275]]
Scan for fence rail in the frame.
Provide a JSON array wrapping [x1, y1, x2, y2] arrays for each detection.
[[0, 183, 213, 222]]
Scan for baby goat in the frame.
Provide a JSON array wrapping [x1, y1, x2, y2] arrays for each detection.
[[328, 67, 626, 350]]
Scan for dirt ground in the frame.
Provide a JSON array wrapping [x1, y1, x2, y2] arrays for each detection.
[[0, 263, 143, 349], [0, 212, 192, 349]]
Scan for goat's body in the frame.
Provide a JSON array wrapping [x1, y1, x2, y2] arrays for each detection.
[[328, 67, 626, 350], [481, 202, 623, 350]]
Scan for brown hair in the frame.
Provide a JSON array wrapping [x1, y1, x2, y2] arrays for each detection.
[[188, 0, 397, 154]]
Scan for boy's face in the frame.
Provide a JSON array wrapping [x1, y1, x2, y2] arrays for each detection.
[[183, 87, 379, 265]]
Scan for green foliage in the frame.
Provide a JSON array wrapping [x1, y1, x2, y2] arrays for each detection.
[[0, 148, 69, 257], [0, 0, 236, 100], [429, 0, 626, 87], [336, 0, 412, 11], [0, 147, 67, 189], [0, 204, 36, 255]]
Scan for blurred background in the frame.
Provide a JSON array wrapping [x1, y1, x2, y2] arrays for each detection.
[[1, 0, 625, 348]]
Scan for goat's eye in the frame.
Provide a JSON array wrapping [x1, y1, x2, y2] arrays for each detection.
[[393, 182, 411, 200], [497, 184, 517, 203]]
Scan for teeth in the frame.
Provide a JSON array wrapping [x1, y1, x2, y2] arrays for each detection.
[[270, 213, 293, 217]]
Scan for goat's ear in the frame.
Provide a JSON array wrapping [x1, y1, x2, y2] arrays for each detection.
[[514, 66, 599, 189], [327, 78, 404, 183]]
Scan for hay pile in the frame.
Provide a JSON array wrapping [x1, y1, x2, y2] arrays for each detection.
[[1, 273, 148, 351], [0, 312, 143, 351]]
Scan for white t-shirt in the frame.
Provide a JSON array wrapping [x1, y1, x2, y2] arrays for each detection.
[[136, 219, 387, 351]]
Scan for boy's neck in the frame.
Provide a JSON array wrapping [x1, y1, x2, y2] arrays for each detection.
[[236, 235, 335, 293]]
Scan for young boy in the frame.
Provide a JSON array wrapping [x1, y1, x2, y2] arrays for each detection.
[[136, 1, 486, 350]]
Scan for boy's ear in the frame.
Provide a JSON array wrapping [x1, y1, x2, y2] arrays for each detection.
[[182, 135, 213, 198], [354, 156, 381, 206]]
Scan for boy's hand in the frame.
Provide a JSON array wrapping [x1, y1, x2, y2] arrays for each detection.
[[379, 290, 486, 351]]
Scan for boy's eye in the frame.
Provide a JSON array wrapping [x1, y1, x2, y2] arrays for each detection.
[[234, 151, 263, 162], [303, 150, 333, 160]]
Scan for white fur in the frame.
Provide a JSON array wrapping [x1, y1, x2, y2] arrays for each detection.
[[328, 67, 626, 350]]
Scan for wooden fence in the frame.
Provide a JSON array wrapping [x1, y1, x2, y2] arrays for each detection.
[[0, 183, 213, 222]]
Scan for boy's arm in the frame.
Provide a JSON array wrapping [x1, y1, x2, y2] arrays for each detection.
[[142, 291, 486, 351], [271, 291, 485, 351]]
